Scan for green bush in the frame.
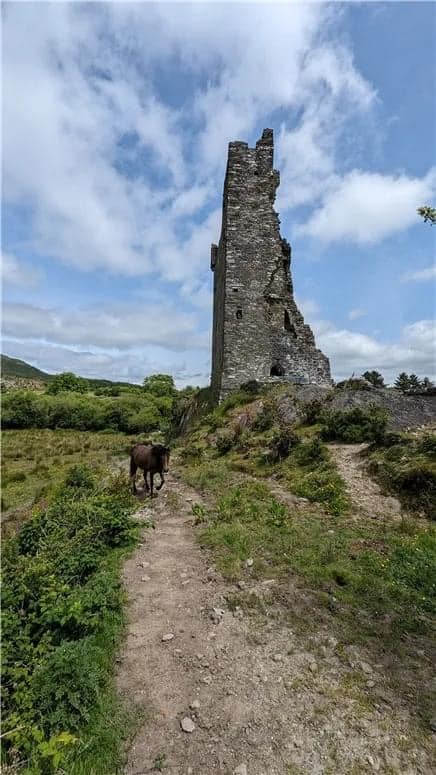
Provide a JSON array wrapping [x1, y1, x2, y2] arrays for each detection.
[[64, 463, 96, 491], [215, 428, 236, 455], [46, 372, 89, 395], [321, 406, 388, 443], [1, 391, 167, 434], [268, 427, 300, 462], [294, 437, 327, 465], [368, 437, 436, 519], [1, 466, 138, 772], [301, 398, 324, 425], [418, 434, 436, 458], [251, 401, 276, 432]]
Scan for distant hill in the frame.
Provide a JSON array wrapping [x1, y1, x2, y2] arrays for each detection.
[[1, 354, 53, 382], [1, 353, 140, 390]]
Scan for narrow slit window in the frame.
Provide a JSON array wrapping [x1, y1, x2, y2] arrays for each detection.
[[284, 310, 296, 336], [236, 309, 243, 319]]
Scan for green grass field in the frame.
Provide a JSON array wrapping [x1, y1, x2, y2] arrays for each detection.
[[1, 429, 139, 536]]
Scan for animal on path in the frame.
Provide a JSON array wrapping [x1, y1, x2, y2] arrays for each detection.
[[130, 443, 170, 497]]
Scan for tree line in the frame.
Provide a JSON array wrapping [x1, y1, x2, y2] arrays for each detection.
[[360, 370, 434, 391]]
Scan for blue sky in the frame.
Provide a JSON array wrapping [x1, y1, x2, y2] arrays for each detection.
[[2, 1, 435, 385]]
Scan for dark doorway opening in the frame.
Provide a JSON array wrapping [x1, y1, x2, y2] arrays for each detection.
[[270, 363, 284, 377], [236, 309, 243, 319]]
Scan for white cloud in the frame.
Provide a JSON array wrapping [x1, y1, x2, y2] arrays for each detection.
[[301, 305, 436, 381], [2, 302, 209, 352], [1, 253, 42, 287], [3, 2, 380, 285], [1, 339, 210, 387], [299, 168, 436, 243], [348, 308, 367, 320], [402, 264, 436, 282]]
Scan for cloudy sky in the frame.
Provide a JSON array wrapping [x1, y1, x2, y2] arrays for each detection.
[[2, 1, 435, 385]]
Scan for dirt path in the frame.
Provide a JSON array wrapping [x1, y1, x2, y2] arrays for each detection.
[[117, 472, 433, 775], [327, 443, 402, 520]]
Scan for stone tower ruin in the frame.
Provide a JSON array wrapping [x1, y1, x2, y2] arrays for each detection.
[[210, 128, 331, 402]]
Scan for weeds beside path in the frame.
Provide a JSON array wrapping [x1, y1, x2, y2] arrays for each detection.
[[327, 443, 403, 520], [118, 470, 435, 774]]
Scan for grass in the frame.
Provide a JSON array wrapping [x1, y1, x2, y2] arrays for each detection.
[[199, 479, 435, 639], [278, 438, 349, 516], [1, 464, 142, 774], [1, 429, 143, 536], [367, 433, 436, 519], [177, 390, 436, 723]]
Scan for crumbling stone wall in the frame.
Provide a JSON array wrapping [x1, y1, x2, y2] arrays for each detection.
[[211, 128, 331, 402]]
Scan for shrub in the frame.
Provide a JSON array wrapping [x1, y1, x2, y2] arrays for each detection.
[[418, 434, 436, 458], [301, 398, 324, 425], [215, 429, 236, 455], [179, 445, 204, 463], [251, 402, 276, 432], [46, 372, 89, 395], [268, 427, 300, 462], [294, 437, 328, 465], [321, 406, 388, 443], [1, 390, 168, 434], [335, 377, 373, 391], [64, 464, 95, 491], [1, 465, 138, 771]]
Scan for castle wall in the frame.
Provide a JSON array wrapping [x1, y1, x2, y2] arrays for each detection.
[[211, 129, 331, 402]]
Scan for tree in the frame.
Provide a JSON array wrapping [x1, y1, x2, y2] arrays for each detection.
[[422, 377, 435, 389], [46, 372, 89, 395], [418, 206, 436, 225], [143, 374, 176, 397], [394, 372, 411, 391], [362, 370, 385, 387], [408, 374, 422, 390]]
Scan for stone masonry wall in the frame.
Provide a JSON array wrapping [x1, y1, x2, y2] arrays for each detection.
[[211, 128, 331, 402]]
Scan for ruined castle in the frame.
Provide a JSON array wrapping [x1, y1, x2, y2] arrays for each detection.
[[210, 128, 331, 402]]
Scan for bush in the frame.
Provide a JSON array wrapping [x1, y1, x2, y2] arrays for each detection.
[[251, 402, 276, 432], [1, 391, 167, 434], [1, 465, 138, 771], [418, 434, 436, 458], [64, 464, 95, 491], [294, 437, 328, 465], [301, 399, 324, 425], [335, 377, 373, 391], [321, 406, 388, 443], [268, 427, 300, 462], [215, 429, 236, 455], [46, 372, 89, 395]]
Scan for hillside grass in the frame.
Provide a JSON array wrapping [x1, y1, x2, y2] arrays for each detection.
[[1, 429, 141, 536], [177, 389, 436, 722], [367, 433, 436, 520], [1, 465, 143, 774]]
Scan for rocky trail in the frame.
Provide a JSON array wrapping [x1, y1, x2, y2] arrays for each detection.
[[117, 468, 434, 775]]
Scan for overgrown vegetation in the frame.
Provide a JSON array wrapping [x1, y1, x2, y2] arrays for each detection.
[[199, 480, 436, 638], [1, 429, 137, 535], [177, 385, 436, 649], [1, 465, 141, 773], [1, 389, 173, 434], [367, 433, 436, 519], [320, 405, 388, 443]]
